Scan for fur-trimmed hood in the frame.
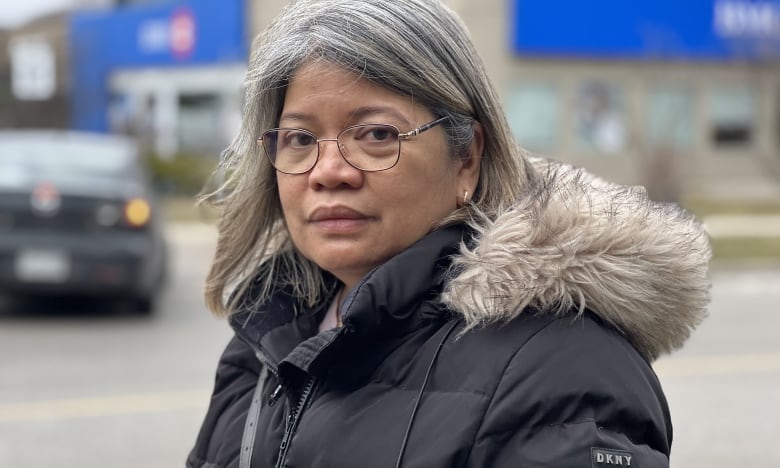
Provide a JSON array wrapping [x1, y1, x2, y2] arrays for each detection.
[[441, 157, 712, 361]]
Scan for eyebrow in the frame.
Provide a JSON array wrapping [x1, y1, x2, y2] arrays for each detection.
[[279, 106, 413, 126]]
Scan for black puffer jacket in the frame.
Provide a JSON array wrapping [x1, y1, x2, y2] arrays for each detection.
[[188, 161, 711, 468]]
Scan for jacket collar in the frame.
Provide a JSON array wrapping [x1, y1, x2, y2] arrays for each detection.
[[230, 226, 465, 379]]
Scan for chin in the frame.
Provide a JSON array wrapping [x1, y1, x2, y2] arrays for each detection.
[[315, 255, 382, 282]]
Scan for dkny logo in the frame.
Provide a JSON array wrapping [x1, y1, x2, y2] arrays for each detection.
[[591, 447, 634, 467]]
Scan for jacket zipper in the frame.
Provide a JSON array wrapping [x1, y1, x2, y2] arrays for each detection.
[[275, 376, 316, 468], [250, 350, 285, 407]]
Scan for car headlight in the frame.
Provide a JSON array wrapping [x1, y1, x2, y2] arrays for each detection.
[[124, 198, 151, 227]]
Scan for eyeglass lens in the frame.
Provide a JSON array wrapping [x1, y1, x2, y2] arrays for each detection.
[[262, 124, 401, 174]]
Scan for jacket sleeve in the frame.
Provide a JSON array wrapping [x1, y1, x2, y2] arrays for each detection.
[[467, 316, 672, 468], [187, 334, 263, 468]]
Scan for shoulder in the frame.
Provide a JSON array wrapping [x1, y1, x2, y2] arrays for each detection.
[[187, 334, 263, 468], [220, 333, 263, 372], [453, 311, 672, 463], [457, 311, 667, 416], [446, 309, 648, 374], [495, 312, 667, 414]]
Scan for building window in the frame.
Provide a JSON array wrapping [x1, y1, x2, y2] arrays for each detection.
[[506, 83, 560, 153], [178, 93, 222, 152], [575, 80, 627, 155], [709, 86, 755, 148], [646, 87, 694, 149]]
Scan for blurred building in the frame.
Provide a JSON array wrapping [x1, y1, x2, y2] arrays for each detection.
[[1, 0, 779, 201], [69, 0, 247, 158], [463, 0, 780, 201], [250, 0, 780, 201], [0, 0, 246, 158]]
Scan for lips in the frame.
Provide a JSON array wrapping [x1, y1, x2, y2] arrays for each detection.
[[307, 205, 374, 233], [309, 206, 369, 222]]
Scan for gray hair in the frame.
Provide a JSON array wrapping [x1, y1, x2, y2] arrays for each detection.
[[202, 0, 533, 316]]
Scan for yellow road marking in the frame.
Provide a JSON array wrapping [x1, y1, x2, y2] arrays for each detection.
[[0, 389, 210, 423]]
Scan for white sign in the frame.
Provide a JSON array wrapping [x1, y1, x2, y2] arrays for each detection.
[[8, 36, 56, 101], [714, 0, 780, 38], [138, 19, 169, 54], [136, 8, 196, 58]]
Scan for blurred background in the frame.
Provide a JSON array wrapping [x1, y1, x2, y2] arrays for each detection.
[[0, 0, 778, 467]]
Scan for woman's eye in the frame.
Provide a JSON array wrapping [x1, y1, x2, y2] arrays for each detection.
[[369, 128, 393, 141], [354, 126, 397, 142], [288, 132, 315, 147]]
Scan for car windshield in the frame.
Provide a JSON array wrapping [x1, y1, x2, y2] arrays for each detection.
[[0, 136, 138, 187]]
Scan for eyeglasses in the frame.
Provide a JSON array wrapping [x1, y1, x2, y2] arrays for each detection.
[[258, 116, 448, 174]]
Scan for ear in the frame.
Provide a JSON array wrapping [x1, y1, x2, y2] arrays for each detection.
[[455, 121, 483, 202]]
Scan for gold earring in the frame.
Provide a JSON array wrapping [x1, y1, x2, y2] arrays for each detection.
[[463, 189, 469, 204]]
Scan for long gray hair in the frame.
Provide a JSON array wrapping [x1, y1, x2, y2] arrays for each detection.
[[202, 0, 534, 316]]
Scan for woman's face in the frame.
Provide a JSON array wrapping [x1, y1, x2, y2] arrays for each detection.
[[276, 61, 481, 290]]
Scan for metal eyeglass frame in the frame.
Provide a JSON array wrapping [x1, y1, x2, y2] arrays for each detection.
[[258, 116, 449, 174]]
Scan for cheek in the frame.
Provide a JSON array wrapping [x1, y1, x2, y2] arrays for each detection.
[[276, 177, 302, 225], [391, 164, 459, 220], [276, 175, 299, 204]]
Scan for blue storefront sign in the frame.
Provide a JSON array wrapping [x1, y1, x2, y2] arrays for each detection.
[[70, 0, 246, 132], [512, 0, 780, 60]]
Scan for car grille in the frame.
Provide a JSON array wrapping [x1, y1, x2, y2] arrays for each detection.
[[0, 192, 142, 234]]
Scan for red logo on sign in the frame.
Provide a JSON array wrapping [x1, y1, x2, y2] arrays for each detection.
[[170, 8, 196, 59]]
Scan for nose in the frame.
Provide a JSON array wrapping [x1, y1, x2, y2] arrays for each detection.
[[307, 137, 362, 187], [316, 138, 348, 167]]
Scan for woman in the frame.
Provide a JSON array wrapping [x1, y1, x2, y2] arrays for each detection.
[[188, 0, 711, 467]]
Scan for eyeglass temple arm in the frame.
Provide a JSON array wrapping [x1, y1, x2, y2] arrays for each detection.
[[398, 116, 449, 140]]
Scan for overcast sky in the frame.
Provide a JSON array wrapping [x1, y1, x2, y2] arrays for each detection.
[[0, 0, 74, 28]]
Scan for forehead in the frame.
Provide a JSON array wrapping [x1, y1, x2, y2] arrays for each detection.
[[287, 61, 397, 96], [282, 61, 422, 122]]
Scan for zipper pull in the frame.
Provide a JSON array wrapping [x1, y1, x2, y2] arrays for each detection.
[[268, 384, 283, 407]]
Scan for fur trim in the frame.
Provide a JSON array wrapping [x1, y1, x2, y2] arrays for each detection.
[[441, 158, 712, 361]]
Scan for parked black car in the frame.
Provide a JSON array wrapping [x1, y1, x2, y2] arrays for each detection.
[[0, 130, 169, 313]]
